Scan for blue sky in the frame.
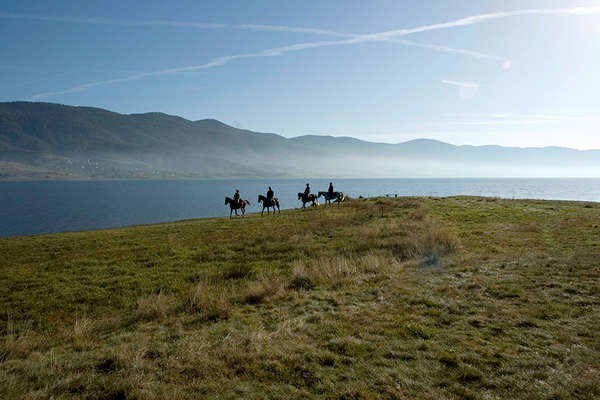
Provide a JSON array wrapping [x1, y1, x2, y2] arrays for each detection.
[[1, 0, 599, 149]]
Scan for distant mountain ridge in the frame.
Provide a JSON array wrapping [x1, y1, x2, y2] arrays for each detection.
[[1, 101, 598, 179]]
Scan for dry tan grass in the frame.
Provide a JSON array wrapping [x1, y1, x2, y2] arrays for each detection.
[[363, 219, 404, 240], [238, 272, 287, 304], [183, 280, 232, 321], [291, 252, 402, 287], [392, 226, 459, 263], [135, 292, 177, 321]]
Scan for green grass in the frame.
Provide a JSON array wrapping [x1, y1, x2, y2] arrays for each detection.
[[1, 196, 599, 399]]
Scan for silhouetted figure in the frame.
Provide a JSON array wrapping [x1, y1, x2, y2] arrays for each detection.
[[304, 183, 310, 197], [328, 182, 334, 196], [266, 186, 274, 201], [233, 189, 241, 206]]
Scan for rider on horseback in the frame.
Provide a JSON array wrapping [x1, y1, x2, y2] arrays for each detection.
[[233, 189, 241, 206], [266, 186, 274, 202], [304, 183, 310, 197], [328, 182, 334, 197]]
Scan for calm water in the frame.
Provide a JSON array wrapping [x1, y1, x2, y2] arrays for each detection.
[[1, 178, 599, 238]]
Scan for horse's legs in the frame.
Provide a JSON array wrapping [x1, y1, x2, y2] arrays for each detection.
[[230, 208, 233, 219], [261, 206, 264, 216]]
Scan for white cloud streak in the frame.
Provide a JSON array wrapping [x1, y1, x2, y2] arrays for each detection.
[[0, 11, 351, 37], [441, 80, 479, 88], [393, 39, 505, 61], [28, 38, 362, 100], [0, 9, 506, 62], [441, 80, 479, 99], [356, 6, 600, 40], [18, 5, 600, 99]]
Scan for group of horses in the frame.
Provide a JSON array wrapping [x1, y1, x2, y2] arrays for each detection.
[[225, 190, 345, 218]]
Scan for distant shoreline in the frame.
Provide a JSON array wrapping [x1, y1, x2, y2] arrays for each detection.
[[2, 195, 599, 240]]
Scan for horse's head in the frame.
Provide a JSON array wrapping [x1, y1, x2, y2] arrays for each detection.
[[225, 197, 229, 205], [297, 192, 302, 200], [258, 195, 263, 203]]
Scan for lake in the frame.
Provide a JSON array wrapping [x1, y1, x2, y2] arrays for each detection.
[[1, 178, 599, 237]]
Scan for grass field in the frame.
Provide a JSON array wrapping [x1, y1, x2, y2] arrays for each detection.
[[1, 196, 599, 399]]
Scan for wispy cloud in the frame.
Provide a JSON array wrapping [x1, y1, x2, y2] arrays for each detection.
[[441, 80, 479, 99], [29, 38, 362, 100], [0, 11, 351, 37], [393, 39, 505, 61], [21, 5, 600, 99], [0, 9, 507, 62], [441, 80, 479, 88], [30, 36, 493, 100], [358, 6, 600, 40]]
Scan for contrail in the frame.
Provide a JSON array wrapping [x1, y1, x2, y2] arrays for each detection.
[[358, 6, 600, 40], [392, 39, 505, 61], [441, 80, 479, 88], [0, 9, 507, 61], [0, 11, 351, 37], [24, 5, 600, 99], [28, 38, 362, 100]]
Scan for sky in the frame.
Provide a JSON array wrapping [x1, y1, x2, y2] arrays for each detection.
[[1, 0, 599, 149]]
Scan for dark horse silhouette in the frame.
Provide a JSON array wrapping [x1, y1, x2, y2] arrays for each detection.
[[258, 195, 280, 216], [297, 192, 319, 208], [318, 191, 345, 205], [225, 196, 250, 219]]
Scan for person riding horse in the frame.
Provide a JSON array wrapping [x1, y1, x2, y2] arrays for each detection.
[[304, 183, 310, 197], [267, 186, 274, 201], [328, 182, 334, 197], [233, 189, 241, 207]]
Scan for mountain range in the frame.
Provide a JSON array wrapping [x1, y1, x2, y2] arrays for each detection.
[[1, 101, 599, 180]]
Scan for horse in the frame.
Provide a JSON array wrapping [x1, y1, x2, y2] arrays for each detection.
[[318, 191, 345, 205], [297, 192, 319, 208], [225, 197, 251, 219], [258, 195, 280, 216]]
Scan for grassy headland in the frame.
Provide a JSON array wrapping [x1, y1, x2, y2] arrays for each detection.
[[1, 196, 599, 399]]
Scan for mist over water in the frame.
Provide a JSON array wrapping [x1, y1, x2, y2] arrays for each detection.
[[1, 178, 599, 238]]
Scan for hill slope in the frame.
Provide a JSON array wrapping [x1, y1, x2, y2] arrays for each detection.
[[1, 197, 598, 398], [1, 102, 599, 179]]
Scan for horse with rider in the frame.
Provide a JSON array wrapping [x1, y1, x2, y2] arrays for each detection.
[[225, 189, 251, 218], [297, 182, 319, 208], [318, 182, 345, 205], [258, 186, 280, 215]]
